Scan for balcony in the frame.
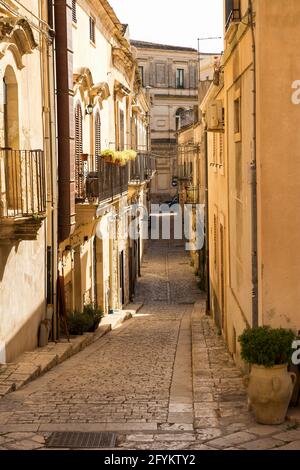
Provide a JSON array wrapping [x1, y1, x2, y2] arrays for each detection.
[[75, 152, 156, 210], [225, 0, 240, 31], [185, 186, 199, 205], [0, 148, 46, 241], [128, 152, 156, 185], [177, 164, 193, 181], [75, 154, 129, 204]]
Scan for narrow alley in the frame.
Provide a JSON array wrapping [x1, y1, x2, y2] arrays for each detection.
[[0, 238, 299, 450]]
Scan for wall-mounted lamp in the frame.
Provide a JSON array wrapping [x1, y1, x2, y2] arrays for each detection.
[[86, 104, 94, 115]]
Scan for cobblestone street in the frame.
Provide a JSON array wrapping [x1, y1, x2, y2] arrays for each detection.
[[0, 238, 299, 450]]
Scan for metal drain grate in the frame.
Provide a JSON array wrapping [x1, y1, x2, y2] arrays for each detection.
[[46, 432, 117, 449]]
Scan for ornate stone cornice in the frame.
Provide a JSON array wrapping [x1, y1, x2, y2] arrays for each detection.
[[0, 16, 38, 69], [114, 80, 130, 100], [90, 82, 110, 101], [112, 46, 133, 79], [73, 67, 111, 107]]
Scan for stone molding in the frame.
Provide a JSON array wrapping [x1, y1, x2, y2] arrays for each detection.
[[0, 15, 38, 69]]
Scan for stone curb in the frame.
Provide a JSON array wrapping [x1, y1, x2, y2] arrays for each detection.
[[0, 304, 143, 400]]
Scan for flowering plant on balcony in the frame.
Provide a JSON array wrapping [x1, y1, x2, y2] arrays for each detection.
[[100, 149, 115, 163], [100, 149, 137, 166], [123, 150, 137, 161]]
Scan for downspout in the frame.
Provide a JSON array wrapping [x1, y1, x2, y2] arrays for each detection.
[[249, 0, 258, 327], [54, 0, 75, 242], [203, 120, 210, 313], [47, 0, 59, 340]]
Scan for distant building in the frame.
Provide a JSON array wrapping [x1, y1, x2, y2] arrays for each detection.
[[131, 40, 199, 200]]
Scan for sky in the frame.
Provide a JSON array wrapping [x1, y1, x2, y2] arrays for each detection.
[[109, 0, 224, 53]]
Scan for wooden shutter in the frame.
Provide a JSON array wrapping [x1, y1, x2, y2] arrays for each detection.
[[75, 103, 83, 197], [95, 111, 101, 173], [89, 16, 95, 43], [72, 0, 77, 23], [95, 111, 101, 156], [219, 133, 224, 166], [119, 109, 124, 151]]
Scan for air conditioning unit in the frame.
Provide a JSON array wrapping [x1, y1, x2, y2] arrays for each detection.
[[207, 100, 224, 131]]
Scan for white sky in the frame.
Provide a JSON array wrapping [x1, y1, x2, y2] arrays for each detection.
[[109, 0, 224, 53]]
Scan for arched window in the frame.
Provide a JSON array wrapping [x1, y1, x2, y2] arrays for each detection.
[[3, 66, 20, 211], [3, 66, 19, 149], [75, 102, 83, 197]]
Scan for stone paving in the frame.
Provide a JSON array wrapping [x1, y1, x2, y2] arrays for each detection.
[[0, 237, 299, 450]]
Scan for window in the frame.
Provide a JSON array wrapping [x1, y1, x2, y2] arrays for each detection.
[[212, 133, 217, 166], [225, 0, 240, 30], [72, 0, 77, 23], [176, 69, 184, 89], [3, 66, 20, 211], [119, 109, 125, 151], [75, 103, 83, 197], [95, 111, 101, 156], [138, 66, 144, 87], [213, 214, 217, 271], [219, 133, 224, 167], [234, 95, 241, 140], [89, 16, 95, 44]]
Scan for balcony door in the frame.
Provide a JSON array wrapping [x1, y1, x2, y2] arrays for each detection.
[[3, 66, 20, 212]]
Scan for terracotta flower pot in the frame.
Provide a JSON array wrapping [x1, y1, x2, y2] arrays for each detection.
[[245, 364, 296, 424]]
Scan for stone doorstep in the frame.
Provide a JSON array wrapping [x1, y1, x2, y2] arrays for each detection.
[[0, 306, 141, 400]]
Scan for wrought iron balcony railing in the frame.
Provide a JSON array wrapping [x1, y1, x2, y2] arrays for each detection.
[[75, 154, 129, 203], [128, 152, 156, 185], [177, 163, 193, 181], [75, 152, 156, 203], [185, 185, 199, 205], [0, 148, 46, 218]]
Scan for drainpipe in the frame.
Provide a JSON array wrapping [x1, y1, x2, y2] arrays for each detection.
[[203, 122, 210, 314], [47, 0, 59, 340], [54, 0, 75, 242], [249, 0, 258, 327]]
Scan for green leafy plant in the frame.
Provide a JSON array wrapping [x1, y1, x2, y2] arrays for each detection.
[[67, 304, 103, 335], [83, 303, 104, 332], [238, 326, 295, 367], [67, 310, 94, 335]]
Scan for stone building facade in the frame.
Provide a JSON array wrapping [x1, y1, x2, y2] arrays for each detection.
[[0, 1, 57, 362], [56, 0, 153, 320], [0, 0, 155, 363], [131, 40, 199, 201], [198, 0, 300, 368]]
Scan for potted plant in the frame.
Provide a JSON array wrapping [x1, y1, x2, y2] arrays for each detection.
[[100, 149, 115, 163], [67, 310, 94, 335], [125, 150, 137, 161], [239, 326, 297, 424], [83, 303, 104, 332]]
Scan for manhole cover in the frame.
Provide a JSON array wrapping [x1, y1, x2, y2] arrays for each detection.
[[46, 432, 117, 449]]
